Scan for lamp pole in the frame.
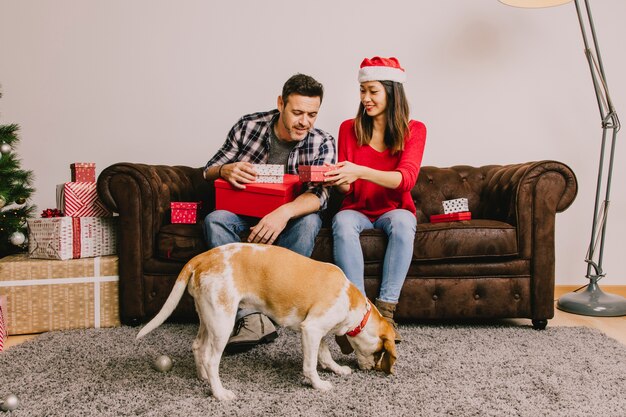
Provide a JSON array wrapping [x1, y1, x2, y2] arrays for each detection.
[[500, 0, 626, 316]]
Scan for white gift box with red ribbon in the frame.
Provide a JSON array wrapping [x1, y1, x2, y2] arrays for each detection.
[[27, 217, 118, 260]]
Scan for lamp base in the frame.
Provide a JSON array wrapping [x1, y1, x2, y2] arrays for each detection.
[[557, 281, 626, 317]]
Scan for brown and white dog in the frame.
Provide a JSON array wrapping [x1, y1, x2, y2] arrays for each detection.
[[137, 242, 397, 401]]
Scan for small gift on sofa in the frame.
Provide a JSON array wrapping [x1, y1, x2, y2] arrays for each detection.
[[215, 174, 301, 218], [71, 162, 96, 183], [252, 164, 284, 184], [171, 202, 202, 224], [298, 165, 334, 182], [443, 198, 469, 214], [430, 198, 471, 223]]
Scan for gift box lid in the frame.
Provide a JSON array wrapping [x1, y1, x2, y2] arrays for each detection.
[[252, 164, 284, 176], [171, 202, 201, 210], [71, 162, 96, 169], [298, 165, 334, 173], [215, 174, 300, 196]]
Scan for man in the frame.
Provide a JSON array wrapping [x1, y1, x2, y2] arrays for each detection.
[[203, 73, 336, 353]]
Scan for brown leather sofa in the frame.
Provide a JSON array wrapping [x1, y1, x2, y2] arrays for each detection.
[[97, 160, 577, 330]]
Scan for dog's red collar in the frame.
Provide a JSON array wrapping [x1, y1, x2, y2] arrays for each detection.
[[346, 301, 371, 338]]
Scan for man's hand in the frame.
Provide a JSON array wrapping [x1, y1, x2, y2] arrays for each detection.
[[247, 206, 291, 245], [221, 162, 257, 190]]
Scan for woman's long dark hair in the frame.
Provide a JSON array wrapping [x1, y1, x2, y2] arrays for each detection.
[[354, 80, 410, 154]]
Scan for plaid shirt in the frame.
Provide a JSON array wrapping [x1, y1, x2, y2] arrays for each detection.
[[205, 109, 336, 209]]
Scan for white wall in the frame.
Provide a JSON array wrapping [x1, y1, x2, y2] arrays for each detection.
[[1, 0, 624, 285]]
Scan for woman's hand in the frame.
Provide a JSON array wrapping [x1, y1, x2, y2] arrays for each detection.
[[324, 161, 364, 193], [325, 161, 403, 191]]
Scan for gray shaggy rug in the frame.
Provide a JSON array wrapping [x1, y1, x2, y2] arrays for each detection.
[[1, 323, 625, 417]]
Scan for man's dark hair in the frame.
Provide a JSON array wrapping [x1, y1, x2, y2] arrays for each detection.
[[282, 74, 324, 104]]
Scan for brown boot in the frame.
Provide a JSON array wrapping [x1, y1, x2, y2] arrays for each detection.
[[375, 299, 402, 343]]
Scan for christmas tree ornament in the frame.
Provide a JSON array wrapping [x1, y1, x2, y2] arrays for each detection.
[[9, 231, 26, 246], [15, 197, 26, 205], [0, 393, 19, 412], [0, 142, 11, 155], [0, 195, 6, 209], [152, 354, 173, 372]]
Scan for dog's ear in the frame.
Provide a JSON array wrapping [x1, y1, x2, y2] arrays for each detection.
[[380, 337, 397, 375], [335, 335, 354, 354]]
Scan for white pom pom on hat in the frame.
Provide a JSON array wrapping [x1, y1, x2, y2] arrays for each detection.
[[358, 56, 406, 84]]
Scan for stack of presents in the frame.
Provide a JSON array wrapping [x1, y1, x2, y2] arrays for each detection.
[[0, 163, 120, 350]]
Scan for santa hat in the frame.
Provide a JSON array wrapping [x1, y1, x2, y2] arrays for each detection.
[[358, 56, 406, 84]]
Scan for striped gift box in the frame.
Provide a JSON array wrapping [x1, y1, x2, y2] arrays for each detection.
[[27, 217, 118, 260], [0, 294, 6, 351], [57, 182, 111, 217]]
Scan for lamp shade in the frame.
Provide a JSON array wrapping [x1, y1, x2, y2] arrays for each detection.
[[499, 0, 572, 8]]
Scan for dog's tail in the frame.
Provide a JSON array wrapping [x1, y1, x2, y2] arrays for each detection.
[[136, 261, 195, 339]]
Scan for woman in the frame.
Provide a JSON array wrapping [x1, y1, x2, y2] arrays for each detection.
[[327, 56, 426, 342]]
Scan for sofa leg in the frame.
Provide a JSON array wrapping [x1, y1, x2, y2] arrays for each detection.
[[532, 319, 548, 330]]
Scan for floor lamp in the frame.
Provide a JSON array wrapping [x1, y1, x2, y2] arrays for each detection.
[[499, 0, 626, 316]]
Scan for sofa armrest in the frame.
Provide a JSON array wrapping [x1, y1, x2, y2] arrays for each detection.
[[481, 160, 577, 258], [482, 160, 577, 319], [97, 163, 213, 323]]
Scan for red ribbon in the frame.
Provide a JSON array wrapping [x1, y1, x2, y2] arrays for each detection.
[[72, 217, 81, 258], [41, 208, 64, 218]]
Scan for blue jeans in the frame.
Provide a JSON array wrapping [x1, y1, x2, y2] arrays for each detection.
[[332, 209, 416, 303], [203, 210, 322, 319]]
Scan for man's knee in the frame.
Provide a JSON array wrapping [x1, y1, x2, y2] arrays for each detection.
[[292, 213, 322, 237]]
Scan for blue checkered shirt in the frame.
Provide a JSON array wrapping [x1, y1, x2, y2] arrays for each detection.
[[205, 109, 336, 209]]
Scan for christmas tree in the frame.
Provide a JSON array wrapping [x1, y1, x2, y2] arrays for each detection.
[[0, 89, 35, 257]]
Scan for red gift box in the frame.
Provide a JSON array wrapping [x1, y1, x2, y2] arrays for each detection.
[[430, 211, 472, 223], [57, 182, 112, 217], [215, 174, 301, 218], [171, 202, 201, 224], [71, 162, 96, 183], [298, 165, 334, 182]]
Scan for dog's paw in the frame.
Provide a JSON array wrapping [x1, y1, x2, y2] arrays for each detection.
[[312, 380, 333, 392], [333, 365, 352, 376], [212, 389, 237, 402]]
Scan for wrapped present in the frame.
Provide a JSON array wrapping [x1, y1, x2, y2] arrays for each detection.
[[71, 162, 96, 183], [0, 254, 120, 335], [443, 198, 469, 214], [215, 174, 301, 218], [27, 216, 118, 260], [298, 165, 334, 182], [430, 211, 472, 223], [57, 182, 112, 217], [252, 164, 284, 184], [171, 202, 201, 224], [0, 294, 6, 351]]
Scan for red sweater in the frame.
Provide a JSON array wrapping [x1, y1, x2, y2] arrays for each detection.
[[337, 118, 427, 221]]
